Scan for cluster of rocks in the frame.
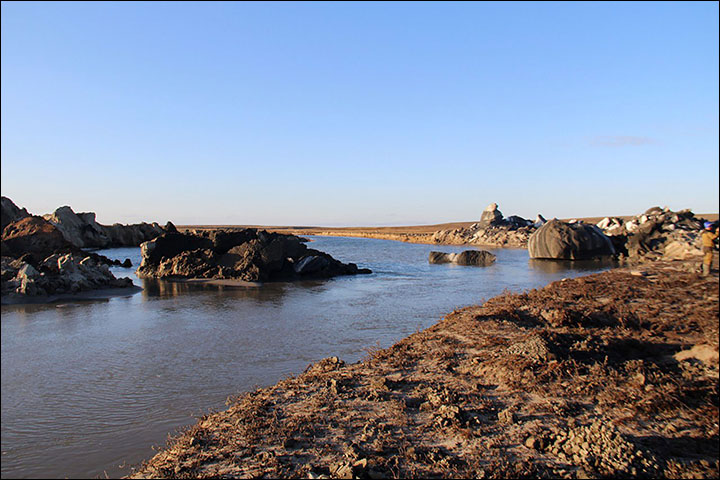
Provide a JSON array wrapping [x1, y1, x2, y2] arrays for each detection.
[[137, 229, 371, 282], [2, 196, 167, 249], [430, 204, 545, 248], [42, 204, 167, 249], [2, 254, 133, 301], [526, 206, 715, 264], [1, 197, 159, 302], [428, 250, 496, 266], [593, 206, 710, 263]]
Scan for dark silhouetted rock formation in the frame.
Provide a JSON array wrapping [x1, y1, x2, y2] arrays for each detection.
[[137, 229, 371, 282]]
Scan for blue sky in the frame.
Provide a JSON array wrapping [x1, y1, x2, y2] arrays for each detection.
[[1, 1, 718, 226]]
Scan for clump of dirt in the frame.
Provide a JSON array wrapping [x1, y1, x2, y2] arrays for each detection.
[[128, 261, 719, 479]]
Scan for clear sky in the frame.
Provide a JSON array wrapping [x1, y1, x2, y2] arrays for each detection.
[[1, 1, 718, 226]]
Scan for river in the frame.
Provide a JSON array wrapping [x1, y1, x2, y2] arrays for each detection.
[[1, 236, 614, 478]]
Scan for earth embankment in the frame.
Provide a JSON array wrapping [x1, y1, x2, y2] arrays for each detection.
[[128, 260, 719, 479]]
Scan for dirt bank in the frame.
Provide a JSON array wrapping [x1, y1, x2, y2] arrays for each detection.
[[128, 261, 718, 479]]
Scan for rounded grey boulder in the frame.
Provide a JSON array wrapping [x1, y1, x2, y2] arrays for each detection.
[[528, 219, 615, 260], [429, 250, 496, 266]]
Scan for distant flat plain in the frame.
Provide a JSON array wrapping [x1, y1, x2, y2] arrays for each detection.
[[179, 213, 719, 235]]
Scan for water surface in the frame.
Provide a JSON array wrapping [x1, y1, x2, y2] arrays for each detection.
[[1, 236, 614, 478]]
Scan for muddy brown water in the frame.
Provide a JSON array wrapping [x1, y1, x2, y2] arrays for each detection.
[[1, 236, 615, 478]]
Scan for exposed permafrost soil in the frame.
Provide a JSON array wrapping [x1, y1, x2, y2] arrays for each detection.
[[129, 262, 719, 479]]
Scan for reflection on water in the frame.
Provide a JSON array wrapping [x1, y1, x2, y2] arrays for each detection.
[[1, 237, 614, 479], [528, 258, 617, 274]]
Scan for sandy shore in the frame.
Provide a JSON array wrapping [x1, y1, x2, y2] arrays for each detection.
[[127, 260, 719, 479]]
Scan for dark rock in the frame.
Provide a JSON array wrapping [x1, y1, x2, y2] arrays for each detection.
[[140, 233, 213, 266], [122, 258, 132, 268], [479, 203, 504, 228], [429, 251, 453, 264], [137, 229, 370, 282], [210, 229, 257, 254], [506, 215, 532, 228], [1, 197, 31, 231], [429, 250, 496, 266], [294, 255, 330, 274], [455, 250, 496, 266], [152, 248, 219, 278], [164, 221, 178, 233], [528, 219, 615, 260], [1, 216, 73, 260]]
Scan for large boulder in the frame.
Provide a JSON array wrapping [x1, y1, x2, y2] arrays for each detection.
[[479, 203, 504, 228], [528, 219, 615, 260], [1, 197, 31, 231], [43, 206, 110, 248], [429, 250, 496, 266], [1, 216, 73, 260], [139, 233, 213, 267]]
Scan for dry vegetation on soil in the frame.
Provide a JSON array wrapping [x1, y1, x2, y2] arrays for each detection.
[[129, 261, 719, 479]]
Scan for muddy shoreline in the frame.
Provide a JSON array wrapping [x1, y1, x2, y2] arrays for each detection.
[[127, 260, 719, 479], [0, 285, 142, 306]]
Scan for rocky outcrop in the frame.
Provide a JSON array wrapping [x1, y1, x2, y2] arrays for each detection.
[[1, 253, 134, 302], [429, 250, 496, 266], [479, 203, 504, 228], [1, 216, 73, 260], [1, 198, 144, 302], [43, 205, 165, 248], [1, 196, 31, 231], [594, 207, 711, 264], [104, 222, 166, 247], [137, 229, 371, 282], [427, 204, 540, 248], [528, 219, 615, 260]]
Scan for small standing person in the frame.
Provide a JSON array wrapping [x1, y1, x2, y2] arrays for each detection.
[[701, 221, 719, 276]]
